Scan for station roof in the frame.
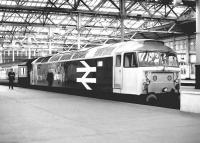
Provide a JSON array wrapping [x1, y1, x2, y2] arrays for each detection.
[[0, 0, 196, 52]]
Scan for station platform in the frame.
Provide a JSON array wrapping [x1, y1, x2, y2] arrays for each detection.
[[181, 86, 200, 113], [181, 79, 195, 86], [0, 85, 200, 143]]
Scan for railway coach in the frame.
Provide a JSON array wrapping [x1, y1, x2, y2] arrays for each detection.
[[30, 39, 180, 103], [0, 59, 35, 86]]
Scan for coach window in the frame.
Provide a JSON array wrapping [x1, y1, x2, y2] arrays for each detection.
[[21, 67, 26, 76], [124, 53, 137, 68], [116, 55, 121, 67]]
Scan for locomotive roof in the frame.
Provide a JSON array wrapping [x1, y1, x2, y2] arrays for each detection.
[[34, 39, 176, 64]]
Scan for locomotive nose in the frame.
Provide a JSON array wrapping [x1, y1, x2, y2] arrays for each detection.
[[144, 71, 179, 94]]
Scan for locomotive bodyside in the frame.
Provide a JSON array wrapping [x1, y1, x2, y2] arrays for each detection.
[[32, 57, 113, 93]]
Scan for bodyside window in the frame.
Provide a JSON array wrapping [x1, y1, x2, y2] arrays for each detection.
[[116, 55, 121, 67], [124, 52, 137, 68]]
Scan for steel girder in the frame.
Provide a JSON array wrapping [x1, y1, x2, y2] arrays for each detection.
[[0, 0, 195, 50]]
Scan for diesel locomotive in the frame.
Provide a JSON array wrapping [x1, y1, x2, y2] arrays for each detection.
[[0, 40, 180, 103]]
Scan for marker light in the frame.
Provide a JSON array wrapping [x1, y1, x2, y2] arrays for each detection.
[[162, 87, 168, 92]]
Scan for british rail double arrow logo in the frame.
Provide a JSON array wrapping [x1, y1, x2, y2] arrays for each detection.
[[76, 61, 96, 90]]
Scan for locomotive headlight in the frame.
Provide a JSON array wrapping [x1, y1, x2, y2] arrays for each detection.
[[174, 79, 179, 83], [162, 87, 168, 92]]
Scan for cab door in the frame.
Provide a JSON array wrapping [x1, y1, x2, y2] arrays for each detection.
[[113, 54, 123, 93], [121, 52, 138, 94]]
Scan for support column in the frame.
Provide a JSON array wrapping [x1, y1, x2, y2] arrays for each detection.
[[0, 41, 3, 63], [120, 0, 125, 42], [12, 49, 15, 62], [0, 50, 2, 63], [34, 49, 36, 57], [195, 0, 200, 88], [4, 50, 5, 62], [11, 41, 15, 61], [28, 47, 31, 59], [0, 46, 2, 63], [173, 36, 176, 50], [186, 36, 190, 65], [48, 27, 52, 55], [27, 37, 31, 59], [186, 36, 190, 79], [77, 13, 81, 49]]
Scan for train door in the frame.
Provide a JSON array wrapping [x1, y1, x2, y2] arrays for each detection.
[[30, 70, 34, 85], [18, 66, 27, 78], [113, 54, 123, 93], [121, 52, 138, 94], [18, 65, 28, 86]]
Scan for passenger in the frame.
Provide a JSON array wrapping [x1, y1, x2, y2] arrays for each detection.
[[47, 72, 54, 87], [8, 69, 15, 90]]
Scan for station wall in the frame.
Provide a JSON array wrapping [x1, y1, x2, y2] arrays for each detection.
[[163, 35, 196, 79]]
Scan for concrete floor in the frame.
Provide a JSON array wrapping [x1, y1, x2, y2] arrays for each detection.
[[0, 85, 200, 143], [181, 86, 200, 113]]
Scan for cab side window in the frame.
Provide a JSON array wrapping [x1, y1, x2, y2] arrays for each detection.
[[116, 55, 121, 67], [124, 52, 137, 68]]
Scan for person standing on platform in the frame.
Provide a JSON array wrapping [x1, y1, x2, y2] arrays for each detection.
[[47, 72, 54, 87], [8, 69, 15, 90]]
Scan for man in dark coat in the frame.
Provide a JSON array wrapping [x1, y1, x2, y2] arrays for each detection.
[[8, 69, 15, 89], [47, 72, 54, 87]]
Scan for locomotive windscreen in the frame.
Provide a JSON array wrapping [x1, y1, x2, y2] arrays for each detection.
[[138, 52, 178, 67]]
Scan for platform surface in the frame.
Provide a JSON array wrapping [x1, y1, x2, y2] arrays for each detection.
[[181, 79, 195, 86], [181, 85, 200, 93], [0, 85, 200, 143], [181, 86, 200, 113]]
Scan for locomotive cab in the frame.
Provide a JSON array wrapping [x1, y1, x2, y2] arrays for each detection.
[[113, 40, 180, 103]]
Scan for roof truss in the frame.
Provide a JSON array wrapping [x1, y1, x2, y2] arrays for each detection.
[[0, 0, 196, 51]]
